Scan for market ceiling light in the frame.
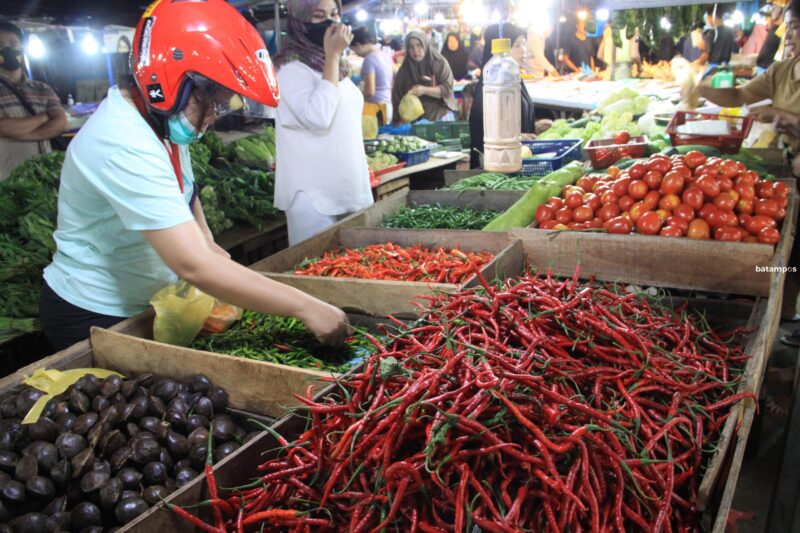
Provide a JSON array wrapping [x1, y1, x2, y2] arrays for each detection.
[[81, 33, 99, 55], [596, 9, 609, 22], [576, 9, 588, 21], [460, 0, 487, 28], [434, 12, 445, 23], [490, 8, 501, 23], [356, 9, 368, 22], [731, 10, 744, 25], [27, 34, 45, 59], [414, 1, 428, 17], [559, 15, 567, 23], [660, 17, 671, 31]]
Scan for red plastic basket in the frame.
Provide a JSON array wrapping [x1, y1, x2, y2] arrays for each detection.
[[369, 162, 407, 188], [586, 136, 649, 169], [666, 111, 753, 154]]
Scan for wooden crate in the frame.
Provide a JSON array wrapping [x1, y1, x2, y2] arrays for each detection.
[[248, 226, 525, 317], [511, 185, 797, 298], [127, 287, 783, 533], [0, 325, 280, 533], [216, 216, 288, 266], [356, 188, 524, 229]]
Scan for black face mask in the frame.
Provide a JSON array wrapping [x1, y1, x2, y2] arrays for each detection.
[[304, 19, 335, 47], [0, 47, 23, 71]]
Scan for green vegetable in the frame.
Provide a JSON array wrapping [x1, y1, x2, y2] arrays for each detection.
[[674, 145, 721, 157], [381, 205, 500, 230], [191, 311, 378, 372], [483, 161, 584, 231], [367, 151, 399, 171], [444, 173, 538, 191]]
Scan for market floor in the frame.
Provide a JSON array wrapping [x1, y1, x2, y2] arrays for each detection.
[[734, 319, 799, 532]]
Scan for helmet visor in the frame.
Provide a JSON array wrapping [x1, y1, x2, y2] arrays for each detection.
[[187, 72, 249, 118]]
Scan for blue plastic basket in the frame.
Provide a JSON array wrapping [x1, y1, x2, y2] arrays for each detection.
[[388, 147, 432, 166], [520, 139, 582, 176]]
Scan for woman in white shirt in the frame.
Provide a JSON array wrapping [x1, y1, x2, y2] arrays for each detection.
[[273, 0, 374, 245]]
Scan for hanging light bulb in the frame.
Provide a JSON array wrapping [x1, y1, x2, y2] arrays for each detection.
[[595, 9, 609, 22], [660, 17, 672, 31], [81, 33, 99, 55], [356, 9, 368, 22], [27, 34, 46, 59], [576, 9, 588, 21]]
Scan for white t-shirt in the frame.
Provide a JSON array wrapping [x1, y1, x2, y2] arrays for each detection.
[[274, 61, 374, 216]]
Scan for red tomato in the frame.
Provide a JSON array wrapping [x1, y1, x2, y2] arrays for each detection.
[[576, 176, 595, 193], [745, 215, 777, 235], [656, 209, 672, 221], [720, 160, 740, 179], [758, 227, 781, 244], [756, 182, 775, 199], [597, 203, 621, 222], [628, 180, 649, 200], [643, 170, 663, 190], [636, 211, 664, 235], [594, 183, 610, 195], [673, 203, 695, 221], [754, 198, 780, 219], [715, 227, 743, 242], [694, 163, 716, 178], [684, 151, 707, 169], [718, 177, 734, 193], [735, 183, 756, 201], [612, 177, 631, 198], [628, 162, 647, 179], [605, 216, 633, 234], [573, 205, 594, 223], [629, 201, 651, 223], [659, 193, 681, 211], [736, 199, 754, 215], [555, 207, 574, 224], [660, 226, 684, 238], [583, 193, 601, 211], [666, 216, 689, 232], [660, 172, 685, 195], [774, 181, 790, 198], [643, 190, 661, 210], [553, 223, 569, 231], [535, 205, 555, 224], [681, 187, 704, 210], [687, 219, 711, 240], [614, 131, 631, 144], [546, 197, 564, 210], [738, 213, 752, 228], [696, 175, 721, 198], [738, 170, 759, 186], [601, 191, 619, 205], [671, 165, 693, 180], [565, 191, 583, 210], [703, 206, 728, 229], [722, 211, 740, 228], [619, 195, 635, 211], [608, 166, 621, 178], [539, 220, 557, 230], [743, 235, 759, 243], [776, 195, 790, 209], [589, 218, 604, 229], [713, 192, 737, 212], [647, 158, 671, 174]]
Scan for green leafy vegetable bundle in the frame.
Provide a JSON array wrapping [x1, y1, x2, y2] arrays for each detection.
[[380, 205, 500, 230]]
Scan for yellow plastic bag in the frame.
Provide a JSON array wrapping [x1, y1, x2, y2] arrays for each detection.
[[398, 94, 425, 123], [150, 281, 215, 346], [22, 367, 123, 424], [362, 115, 378, 140]]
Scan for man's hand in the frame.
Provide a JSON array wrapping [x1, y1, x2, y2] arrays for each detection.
[[776, 111, 800, 139]]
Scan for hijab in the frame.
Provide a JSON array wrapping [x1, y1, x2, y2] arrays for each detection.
[[273, 0, 349, 79], [441, 33, 470, 79], [392, 31, 458, 121]]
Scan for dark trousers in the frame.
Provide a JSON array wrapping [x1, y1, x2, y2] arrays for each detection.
[[39, 282, 126, 352]]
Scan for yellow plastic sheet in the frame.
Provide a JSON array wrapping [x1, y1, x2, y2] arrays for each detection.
[[21, 367, 123, 424]]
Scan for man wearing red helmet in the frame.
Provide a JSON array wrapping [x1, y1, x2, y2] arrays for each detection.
[[39, 0, 350, 351]]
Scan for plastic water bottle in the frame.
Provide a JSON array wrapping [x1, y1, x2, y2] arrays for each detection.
[[482, 38, 521, 173], [67, 94, 75, 108]]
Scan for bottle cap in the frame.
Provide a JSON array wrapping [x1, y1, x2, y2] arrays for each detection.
[[491, 38, 511, 54]]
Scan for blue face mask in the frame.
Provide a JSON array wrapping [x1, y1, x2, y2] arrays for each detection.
[[167, 111, 204, 145]]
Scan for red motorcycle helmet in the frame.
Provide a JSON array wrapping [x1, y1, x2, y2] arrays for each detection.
[[130, 0, 279, 115]]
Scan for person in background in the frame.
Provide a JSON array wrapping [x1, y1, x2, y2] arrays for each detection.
[[39, 0, 350, 351], [441, 32, 470, 80], [468, 24, 535, 169], [758, 7, 785, 70], [0, 22, 68, 181], [735, 27, 748, 51], [562, 16, 596, 74], [467, 31, 484, 75], [381, 33, 403, 52], [272, 0, 374, 245], [392, 31, 458, 122], [351, 27, 394, 123], [742, 19, 768, 57], [677, 27, 704, 63], [695, 8, 738, 66], [526, 20, 559, 79]]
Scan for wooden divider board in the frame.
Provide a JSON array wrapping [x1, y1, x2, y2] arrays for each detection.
[[250, 227, 524, 317], [90, 328, 329, 419]]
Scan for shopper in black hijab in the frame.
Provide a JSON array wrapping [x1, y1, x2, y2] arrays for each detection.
[[441, 32, 470, 80], [468, 24, 535, 169]]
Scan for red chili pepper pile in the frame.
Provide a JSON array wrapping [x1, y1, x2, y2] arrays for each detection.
[[293, 242, 494, 284], [174, 269, 753, 532]]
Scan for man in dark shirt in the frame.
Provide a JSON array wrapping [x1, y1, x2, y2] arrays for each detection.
[[757, 9, 784, 70], [562, 18, 596, 73], [696, 10, 738, 66]]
